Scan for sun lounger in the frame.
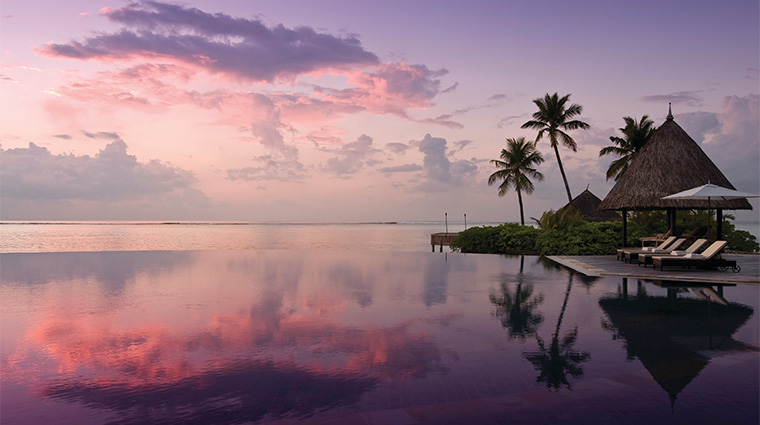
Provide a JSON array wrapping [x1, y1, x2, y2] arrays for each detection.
[[639, 229, 672, 247], [652, 240, 739, 272], [616, 236, 677, 261], [625, 238, 686, 264], [636, 238, 708, 267]]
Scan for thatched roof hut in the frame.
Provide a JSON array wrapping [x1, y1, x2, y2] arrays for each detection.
[[599, 110, 752, 211], [559, 188, 620, 222]]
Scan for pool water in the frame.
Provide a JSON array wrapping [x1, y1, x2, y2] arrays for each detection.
[[1, 251, 757, 424]]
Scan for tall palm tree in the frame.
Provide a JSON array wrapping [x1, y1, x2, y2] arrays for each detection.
[[488, 137, 544, 226], [523, 273, 591, 390], [599, 115, 657, 181], [490, 256, 545, 340], [521, 93, 590, 204]]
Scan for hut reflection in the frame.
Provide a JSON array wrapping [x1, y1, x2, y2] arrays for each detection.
[[600, 279, 756, 410]]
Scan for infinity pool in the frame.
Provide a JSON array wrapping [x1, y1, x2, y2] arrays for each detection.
[[1, 251, 757, 424]]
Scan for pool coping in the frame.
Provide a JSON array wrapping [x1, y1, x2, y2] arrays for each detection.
[[547, 254, 760, 284]]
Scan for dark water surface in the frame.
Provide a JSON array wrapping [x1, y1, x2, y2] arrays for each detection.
[[1, 251, 757, 424]]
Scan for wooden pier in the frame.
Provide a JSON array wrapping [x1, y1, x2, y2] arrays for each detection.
[[431, 232, 459, 252], [547, 254, 759, 284]]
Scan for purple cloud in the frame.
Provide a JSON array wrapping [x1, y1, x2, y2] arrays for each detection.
[[84, 131, 121, 140], [320, 134, 382, 177], [379, 164, 423, 174], [640, 91, 704, 106], [700, 94, 760, 193], [227, 155, 307, 182], [497, 113, 529, 129], [416, 114, 464, 129], [1, 138, 199, 201], [677, 111, 721, 144], [415, 134, 477, 192], [385, 142, 411, 155], [746, 67, 759, 80], [40, 1, 379, 82]]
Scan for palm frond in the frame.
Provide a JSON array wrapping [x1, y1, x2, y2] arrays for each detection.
[[561, 119, 590, 131], [599, 145, 628, 157], [558, 131, 577, 151]]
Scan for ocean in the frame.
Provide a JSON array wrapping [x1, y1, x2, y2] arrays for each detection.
[[0, 221, 484, 253], [1, 221, 758, 253]]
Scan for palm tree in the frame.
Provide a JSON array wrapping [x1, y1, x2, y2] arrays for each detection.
[[488, 137, 544, 225], [523, 273, 591, 390], [521, 93, 590, 204], [490, 256, 545, 340], [599, 115, 657, 181]]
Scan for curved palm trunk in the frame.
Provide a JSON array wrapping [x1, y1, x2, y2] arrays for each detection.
[[554, 273, 574, 339], [517, 187, 525, 225], [553, 144, 573, 204]]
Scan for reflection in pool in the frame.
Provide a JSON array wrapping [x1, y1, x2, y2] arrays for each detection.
[[1, 251, 757, 424]]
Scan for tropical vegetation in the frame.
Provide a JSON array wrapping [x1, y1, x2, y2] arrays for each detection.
[[488, 137, 544, 225], [521, 93, 589, 203], [450, 209, 758, 255], [599, 115, 657, 181]]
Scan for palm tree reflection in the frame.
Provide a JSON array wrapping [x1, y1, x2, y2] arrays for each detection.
[[523, 273, 591, 390], [489, 256, 544, 340]]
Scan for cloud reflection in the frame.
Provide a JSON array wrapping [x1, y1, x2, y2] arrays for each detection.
[[2, 251, 458, 422], [42, 359, 377, 425]]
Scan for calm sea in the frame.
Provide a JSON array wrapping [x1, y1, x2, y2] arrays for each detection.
[[0, 221, 490, 253], [1, 221, 758, 253]]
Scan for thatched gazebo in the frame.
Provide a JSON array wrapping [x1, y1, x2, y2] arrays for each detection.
[[598, 106, 752, 246], [558, 187, 621, 222]]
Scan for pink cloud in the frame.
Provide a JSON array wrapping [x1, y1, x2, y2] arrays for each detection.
[[319, 62, 448, 117], [303, 126, 347, 147], [704, 94, 760, 192], [676, 94, 759, 193]]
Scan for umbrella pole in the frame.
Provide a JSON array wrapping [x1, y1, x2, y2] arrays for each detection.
[[707, 197, 711, 241]]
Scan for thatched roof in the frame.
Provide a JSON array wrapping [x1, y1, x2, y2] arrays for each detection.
[[559, 188, 621, 221], [599, 113, 752, 211]]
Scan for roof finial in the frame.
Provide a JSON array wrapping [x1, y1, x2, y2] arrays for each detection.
[[667, 102, 673, 121]]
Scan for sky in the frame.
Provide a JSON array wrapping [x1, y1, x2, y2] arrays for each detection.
[[1, 0, 758, 222]]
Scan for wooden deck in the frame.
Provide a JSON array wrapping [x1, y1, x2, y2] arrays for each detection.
[[547, 254, 759, 284], [430, 232, 459, 252]]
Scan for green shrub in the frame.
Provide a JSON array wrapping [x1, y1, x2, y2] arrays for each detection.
[[498, 223, 540, 254], [449, 212, 757, 255], [534, 221, 623, 255], [450, 225, 506, 253], [451, 223, 540, 254], [721, 220, 759, 252]]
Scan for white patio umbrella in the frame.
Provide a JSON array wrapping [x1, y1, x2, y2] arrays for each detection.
[[662, 183, 759, 239]]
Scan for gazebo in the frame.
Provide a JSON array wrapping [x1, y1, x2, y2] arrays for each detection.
[[598, 106, 752, 246], [558, 187, 621, 222]]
